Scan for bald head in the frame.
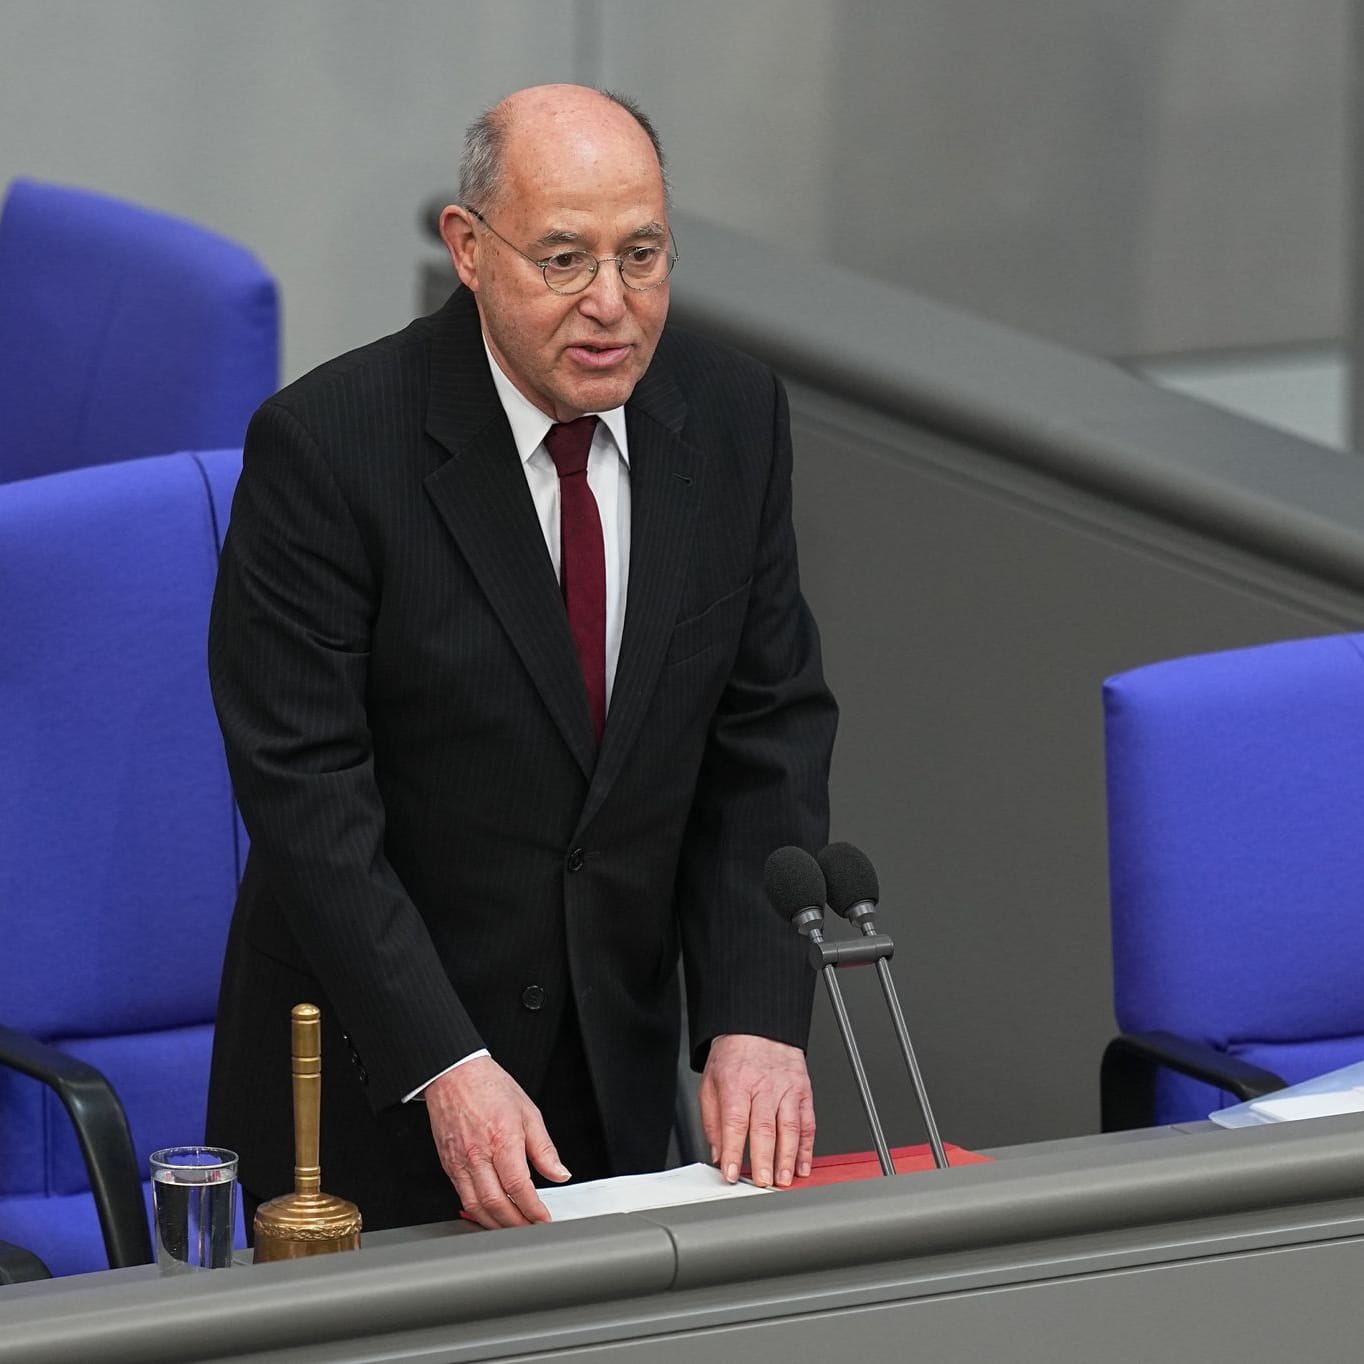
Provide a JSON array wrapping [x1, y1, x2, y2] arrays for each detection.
[[439, 81, 673, 422], [460, 84, 668, 214]]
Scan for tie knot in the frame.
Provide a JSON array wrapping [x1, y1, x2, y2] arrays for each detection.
[[545, 416, 598, 479]]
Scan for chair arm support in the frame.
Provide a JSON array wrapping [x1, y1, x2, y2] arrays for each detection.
[[1101, 1030, 1287, 1132], [0, 1024, 153, 1268], [0, 1239, 52, 1284]]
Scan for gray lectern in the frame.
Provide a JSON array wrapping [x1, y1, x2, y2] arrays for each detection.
[[5, 1117, 1364, 1363]]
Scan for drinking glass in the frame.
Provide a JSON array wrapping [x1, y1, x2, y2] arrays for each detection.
[[149, 1146, 238, 1271]]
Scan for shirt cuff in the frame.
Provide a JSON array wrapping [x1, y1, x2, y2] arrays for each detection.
[[402, 1048, 490, 1103]]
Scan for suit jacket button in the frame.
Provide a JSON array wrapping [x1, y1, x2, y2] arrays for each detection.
[[521, 985, 546, 1011], [566, 847, 585, 872]]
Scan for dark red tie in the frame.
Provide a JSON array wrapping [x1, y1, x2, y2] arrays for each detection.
[[545, 417, 606, 742]]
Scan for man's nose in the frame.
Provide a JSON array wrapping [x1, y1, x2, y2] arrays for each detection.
[[576, 260, 628, 322]]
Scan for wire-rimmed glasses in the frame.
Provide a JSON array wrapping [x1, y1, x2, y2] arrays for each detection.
[[466, 206, 677, 295]]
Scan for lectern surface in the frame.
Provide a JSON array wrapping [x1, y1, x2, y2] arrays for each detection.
[[4, 1120, 1364, 1363]]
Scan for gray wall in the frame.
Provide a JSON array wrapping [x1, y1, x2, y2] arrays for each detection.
[[620, 0, 1350, 360], [0, 1, 1349, 380]]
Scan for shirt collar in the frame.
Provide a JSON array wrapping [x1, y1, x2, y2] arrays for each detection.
[[481, 337, 629, 466]]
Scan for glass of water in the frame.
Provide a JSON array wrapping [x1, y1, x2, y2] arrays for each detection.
[[149, 1146, 238, 1271]]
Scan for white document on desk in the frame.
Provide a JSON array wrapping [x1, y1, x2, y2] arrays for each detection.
[[1210, 1058, 1364, 1128], [539, 1162, 773, 1222], [1248, 1090, 1364, 1122]]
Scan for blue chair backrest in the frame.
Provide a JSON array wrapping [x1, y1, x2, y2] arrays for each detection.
[[1104, 632, 1364, 1121], [0, 449, 244, 1276], [0, 178, 277, 484]]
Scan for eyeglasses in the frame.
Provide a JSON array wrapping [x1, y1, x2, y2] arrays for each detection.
[[465, 206, 677, 295]]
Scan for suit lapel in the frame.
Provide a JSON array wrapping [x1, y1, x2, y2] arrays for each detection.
[[579, 359, 700, 832], [421, 291, 598, 778]]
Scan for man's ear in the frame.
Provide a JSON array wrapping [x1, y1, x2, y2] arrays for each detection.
[[440, 205, 480, 291]]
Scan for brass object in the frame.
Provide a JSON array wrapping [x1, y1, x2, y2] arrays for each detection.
[[253, 1003, 362, 1262]]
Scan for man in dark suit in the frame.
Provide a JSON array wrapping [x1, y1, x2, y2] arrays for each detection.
[[207, 84, 836, 1231]]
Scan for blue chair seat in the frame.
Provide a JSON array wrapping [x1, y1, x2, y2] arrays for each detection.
[[0, 449, 246, 1274], [1102, 633, 1364, 1127]]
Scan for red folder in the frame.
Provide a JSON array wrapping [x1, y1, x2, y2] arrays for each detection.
[[761, 1142, 991, 1189]]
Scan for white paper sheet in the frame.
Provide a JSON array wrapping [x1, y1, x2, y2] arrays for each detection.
[[1209, 1059, 1364, 1128], [538, 1162, 773, 1222], [1248, 1089, 1364, 1122]]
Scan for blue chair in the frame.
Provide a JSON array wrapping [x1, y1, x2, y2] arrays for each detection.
[[0, 449, 245, 1276], [1101, 633, 1364, 1128], [0, 179, 277, 484]]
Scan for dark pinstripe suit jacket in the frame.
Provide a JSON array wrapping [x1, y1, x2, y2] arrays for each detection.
[[206, 287, 836, 1225]]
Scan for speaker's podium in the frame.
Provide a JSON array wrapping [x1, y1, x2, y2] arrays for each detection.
[[5, 1117, 1364, 1362]]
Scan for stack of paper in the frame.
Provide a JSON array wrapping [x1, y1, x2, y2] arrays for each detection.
[[539, 1162, 773, 1222], [1209, 1058, 1364, 1129]]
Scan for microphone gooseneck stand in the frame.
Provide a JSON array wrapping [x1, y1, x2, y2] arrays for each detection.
[[819, 842, 949, 1171], [765, 847, 895, 1177]]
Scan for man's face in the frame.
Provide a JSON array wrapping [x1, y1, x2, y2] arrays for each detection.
[[444, 99, 671, 423]]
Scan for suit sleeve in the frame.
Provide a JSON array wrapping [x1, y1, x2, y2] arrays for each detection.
[[675, 375, 837, 1064], [210, 400, 483, 1109]]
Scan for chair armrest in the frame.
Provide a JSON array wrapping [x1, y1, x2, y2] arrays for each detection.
[[1101, 1030, 1287, 1131], [0, 1239, 52, 1284], [0, 1024, 153, 1267]]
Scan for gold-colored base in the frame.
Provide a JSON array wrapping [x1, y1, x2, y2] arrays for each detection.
[[253, 1190, 362, 1262]]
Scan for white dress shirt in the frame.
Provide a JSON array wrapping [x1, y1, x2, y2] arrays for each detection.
[[484, 339, 631, 705], [405, 337, 634, 1101]]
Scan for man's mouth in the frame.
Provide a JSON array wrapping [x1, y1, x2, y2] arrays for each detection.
[[566, 342, 631, 369]]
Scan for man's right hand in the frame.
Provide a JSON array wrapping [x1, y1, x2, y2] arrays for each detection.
[[422, 1057, 570, 1228]]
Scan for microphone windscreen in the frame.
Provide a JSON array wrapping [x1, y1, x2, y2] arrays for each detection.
[[818, 842, 880, 916], [764, 846, 827, 923]]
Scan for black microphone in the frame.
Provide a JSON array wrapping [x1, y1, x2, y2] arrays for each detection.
[[763, 845, 827, 939], [765, 847, 894, 1177], [818, 842, 948, 1170], [818, 841, 880, 930]]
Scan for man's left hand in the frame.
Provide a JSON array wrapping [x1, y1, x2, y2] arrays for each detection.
[[698, 1033, 814, 1188]]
